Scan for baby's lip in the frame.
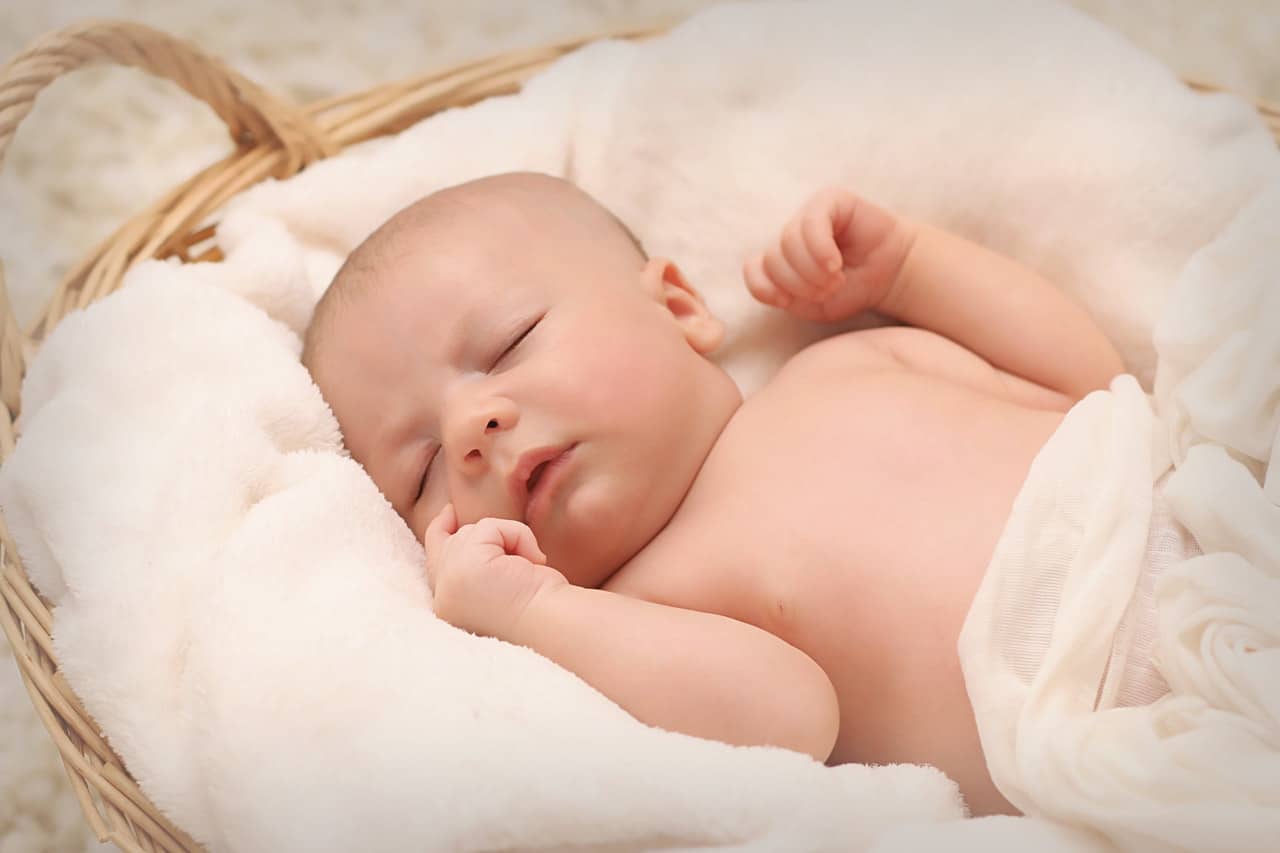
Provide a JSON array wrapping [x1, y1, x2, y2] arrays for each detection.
[[508, 444, 572, 517]]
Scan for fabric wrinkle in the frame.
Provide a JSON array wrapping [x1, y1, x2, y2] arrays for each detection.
[[959, 374, 1280, 853]]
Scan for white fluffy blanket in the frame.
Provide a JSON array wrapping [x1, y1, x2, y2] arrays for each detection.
[[1, 0, 1277, 850]]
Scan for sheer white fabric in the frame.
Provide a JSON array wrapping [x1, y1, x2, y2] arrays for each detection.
[[1096, 478, 1201, 712], [960, 374, 1280, 852]]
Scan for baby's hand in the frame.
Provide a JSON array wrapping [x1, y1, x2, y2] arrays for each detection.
[[743, 187, 914, 323], [424, 505, 567, 639]]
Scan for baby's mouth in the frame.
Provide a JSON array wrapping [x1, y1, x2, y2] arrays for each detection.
[[517, 442, 579, 530], [526, 460, 550, 495], [510, 443, 575, 518]]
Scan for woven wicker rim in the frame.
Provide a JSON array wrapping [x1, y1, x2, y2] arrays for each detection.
[[0, 18, 1277, 853]]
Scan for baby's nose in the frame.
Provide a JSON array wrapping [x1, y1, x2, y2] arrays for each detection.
[[462, 418, 500, 462], [447, 396, 518, 468]]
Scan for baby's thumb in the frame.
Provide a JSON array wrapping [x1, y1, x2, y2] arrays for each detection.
[[424, 503, 458, 550]]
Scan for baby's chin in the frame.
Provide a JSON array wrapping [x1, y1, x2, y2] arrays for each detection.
[[539, 519, 640, 590], [549, 439, 714, 586], [546, 483, 671, 587], [551, 518, 677, 591], [544, 535, 632, 590]]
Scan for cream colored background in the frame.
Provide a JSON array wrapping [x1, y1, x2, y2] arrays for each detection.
[[1, 1, 1277, 850]]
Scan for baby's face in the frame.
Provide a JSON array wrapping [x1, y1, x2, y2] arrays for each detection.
[[312, 192, 738, 587]]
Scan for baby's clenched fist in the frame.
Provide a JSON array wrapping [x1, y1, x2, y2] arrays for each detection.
[[424, 505, 567, 640], [743, 187, 915, 324]]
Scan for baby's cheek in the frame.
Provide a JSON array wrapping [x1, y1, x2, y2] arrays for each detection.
[[447, 495, 489, 530], [592, 336, 673, 404], [558, 316, 681, 415], [598, 361, 659, 408], [412, 497, 450, 543]]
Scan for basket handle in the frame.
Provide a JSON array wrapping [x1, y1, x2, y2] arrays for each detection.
[[0, 18, 334, 170], [1, 266, 22, 448], [0, 19, 337, 435]]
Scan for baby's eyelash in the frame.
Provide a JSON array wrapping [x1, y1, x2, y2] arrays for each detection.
[[415, 449, 438, 501], [494, 316, 542, 366]]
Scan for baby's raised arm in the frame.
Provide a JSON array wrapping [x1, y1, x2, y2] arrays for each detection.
[[885, 220, 1124, 400], [745, 188, 1125, 401], [424, 506, 839, 761]]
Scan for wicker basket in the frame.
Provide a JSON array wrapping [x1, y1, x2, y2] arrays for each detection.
[[0, 18, 1277, 853]]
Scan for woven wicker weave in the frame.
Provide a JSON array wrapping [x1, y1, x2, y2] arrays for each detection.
[[0, 19, 1277, 853]]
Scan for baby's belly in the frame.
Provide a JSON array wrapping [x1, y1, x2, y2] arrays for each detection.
[[689, 369, 1063, 815]]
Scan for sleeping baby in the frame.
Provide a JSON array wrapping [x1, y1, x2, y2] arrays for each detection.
[[302, 171, 1133, 817]]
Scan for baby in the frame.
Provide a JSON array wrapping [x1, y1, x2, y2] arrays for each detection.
[[302, 171, 1125, 817]]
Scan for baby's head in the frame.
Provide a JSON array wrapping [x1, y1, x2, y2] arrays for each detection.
[[304, 172, 742, 586]]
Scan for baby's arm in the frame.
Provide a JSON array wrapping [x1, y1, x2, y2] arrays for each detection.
[[745, 188, 1125, 401], [424, 507, 839, 761], [884, 222, 1124, 400], [512, 583, 839, 760]]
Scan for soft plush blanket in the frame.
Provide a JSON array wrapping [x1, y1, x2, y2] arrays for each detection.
[[1, 0, 1276, 850]]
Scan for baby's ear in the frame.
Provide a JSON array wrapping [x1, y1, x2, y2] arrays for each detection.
[[642, 258, 724, 354]]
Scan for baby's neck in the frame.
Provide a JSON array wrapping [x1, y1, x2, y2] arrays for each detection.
[[601, 393, 745, 594]]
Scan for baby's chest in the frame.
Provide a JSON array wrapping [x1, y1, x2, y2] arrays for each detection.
[[645, 373, 1006, 640]]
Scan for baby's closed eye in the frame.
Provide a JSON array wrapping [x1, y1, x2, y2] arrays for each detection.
[[415, 446, 440, 502], [493, 314, 543, 369]]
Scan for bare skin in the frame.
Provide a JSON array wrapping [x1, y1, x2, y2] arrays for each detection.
[[609, 340, 1063, 815], [308, 173, 1125, 817]]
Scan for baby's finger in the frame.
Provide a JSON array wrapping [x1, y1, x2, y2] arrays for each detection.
[[478, 517, 547, 565], [803, 207, 844, 275], [762, 246, 817, 301], [743, 253, 792, 308], [424, 503, 458, 553], [781, 217, 836, 287], [422, 505, 458, 590]]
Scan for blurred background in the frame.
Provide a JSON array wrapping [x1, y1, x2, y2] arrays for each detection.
[[1, 1, 1277, 850]]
